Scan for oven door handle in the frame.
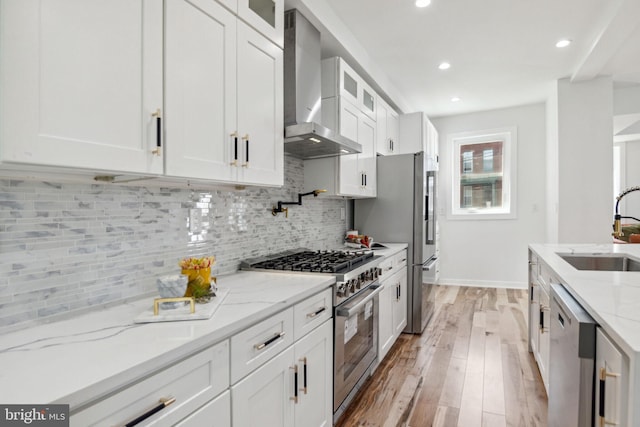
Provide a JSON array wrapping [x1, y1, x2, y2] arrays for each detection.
[[336, 285, 383, 318]]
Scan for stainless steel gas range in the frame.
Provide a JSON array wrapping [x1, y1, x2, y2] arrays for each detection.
[[241, 249, 383, 422]]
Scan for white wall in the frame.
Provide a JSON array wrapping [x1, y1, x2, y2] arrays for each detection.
[[546, 84, 559, 243], [432, 103, 546, 289], [556, 77, 613, 243]]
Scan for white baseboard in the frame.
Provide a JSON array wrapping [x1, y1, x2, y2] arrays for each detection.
[[436, 278, 526, 289]]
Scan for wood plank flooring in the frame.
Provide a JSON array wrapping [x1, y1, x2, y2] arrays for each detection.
[[335, 286, 548, 427]]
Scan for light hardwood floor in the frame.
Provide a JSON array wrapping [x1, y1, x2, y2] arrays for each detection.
[[335, 285, 548, 427]]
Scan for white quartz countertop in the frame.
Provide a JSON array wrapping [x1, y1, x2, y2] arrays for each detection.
[[529, 243, 640, 357], [370, 243, 408, 259], [0, 271, 334, 408]]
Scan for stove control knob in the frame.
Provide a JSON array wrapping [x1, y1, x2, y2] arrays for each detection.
[[336, 283, 346, 298], [348, 280, 356, 293], [354, 278, 361, 290]]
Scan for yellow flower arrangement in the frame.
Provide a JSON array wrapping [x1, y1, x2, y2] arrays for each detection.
[[179, 256, 216, 300], [179, 256, 215, 270]]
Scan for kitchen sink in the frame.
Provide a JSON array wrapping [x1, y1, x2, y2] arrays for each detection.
[[558, 253, 640, 271]]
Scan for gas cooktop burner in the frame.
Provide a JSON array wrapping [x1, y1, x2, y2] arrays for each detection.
[[246, 250, 374, 273]]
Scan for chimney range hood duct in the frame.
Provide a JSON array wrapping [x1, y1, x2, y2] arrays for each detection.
[[283, 9, 362, 159]]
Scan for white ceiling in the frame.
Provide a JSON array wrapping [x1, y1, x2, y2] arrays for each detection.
[[286, 0, 640, 119]]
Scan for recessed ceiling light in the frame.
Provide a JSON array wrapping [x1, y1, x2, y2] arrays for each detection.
[[416, 0, 431, 7], [438, 62, 451, 70], [555, 39, 572, 48], [451, 97, 461, 102]]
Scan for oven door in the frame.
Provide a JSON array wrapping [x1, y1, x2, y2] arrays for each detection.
[[334, 284, 382, 416]]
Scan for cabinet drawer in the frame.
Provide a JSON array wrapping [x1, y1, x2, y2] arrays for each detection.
[[71, 340, 229, 427], [175, 390, 230, 427], [231, 307, 294, 383], [393, 250, 408, 269], [378, 257, 394, 279], [293, 287, 332, 341]]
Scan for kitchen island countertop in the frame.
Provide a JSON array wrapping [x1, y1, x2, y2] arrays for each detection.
[[529, 243, 640, 357], [0, 271, 334, 408]]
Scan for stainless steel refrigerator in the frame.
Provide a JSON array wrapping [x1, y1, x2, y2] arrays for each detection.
[[354, 151, 437, 334]]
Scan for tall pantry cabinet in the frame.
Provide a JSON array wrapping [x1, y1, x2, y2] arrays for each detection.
[[0, 0, 283, 186]]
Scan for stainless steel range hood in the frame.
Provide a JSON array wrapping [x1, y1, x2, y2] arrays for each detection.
[[284, 10, 362, 159]]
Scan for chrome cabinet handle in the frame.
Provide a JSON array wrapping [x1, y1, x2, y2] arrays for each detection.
[[599, 367, 620, 427], [306, 306, 326, 318], [254, 331, 285, 350], [125, 397, 175, 426]]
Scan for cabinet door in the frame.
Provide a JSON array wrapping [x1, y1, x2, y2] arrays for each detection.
[[164, 0, 237, 182], [388, 110, 399, 154], [376, 100, 390, 156], [361, 83, 377, 121], [528, 280, 540, 356], [595, 328, 624, 427], [378, 280, 394, 363], [426, 119, 439, 171], [294, 320, 333, 427], [392, 267, 408, 338], [338, 99, 363, 196], [236, 22, 284, 186], [232, 346, 295, 427], [0, 0, 163, 175], [175, 391, 230, 427], [537, 286, 550, 392], [359, 114, 377, 197], [237, 0, 284, 48]]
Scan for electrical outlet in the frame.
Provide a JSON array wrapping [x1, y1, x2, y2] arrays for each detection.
[[340, 208, 346, 220]]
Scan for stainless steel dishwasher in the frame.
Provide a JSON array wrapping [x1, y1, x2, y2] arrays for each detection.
[[548, 283, 597, 427]]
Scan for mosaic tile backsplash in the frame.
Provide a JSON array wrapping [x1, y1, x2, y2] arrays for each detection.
[[0, 156, 348, 331]]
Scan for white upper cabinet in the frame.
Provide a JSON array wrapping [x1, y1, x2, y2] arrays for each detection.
[[0, 0, 163, 175], [165, 0, 237, 182], [399, 111, 438, 170], [238, 0, 284, 48], [305, 97, 376, 198], [236, 21, 284, 186], [376, 96, 400, 155], [165, 2, 283, 187], [1, 0, 283, 186], [322, 57, 377, 121]]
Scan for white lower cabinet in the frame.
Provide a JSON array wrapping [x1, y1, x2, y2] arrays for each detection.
[[377, 250, 408, 364], [70, 340, 229, 427], [175, 390, 230, 427], [232, 319, 333, 427], [528, 251, 551, 393], [595, 327, 628, 427], [392, 267, 408, 338]]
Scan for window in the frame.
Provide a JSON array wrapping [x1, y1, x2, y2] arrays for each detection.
[[449, 128, 517, 219], [483, 149, 493, 172], [462, 151, 473, 174]]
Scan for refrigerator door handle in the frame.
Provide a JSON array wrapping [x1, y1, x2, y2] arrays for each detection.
[[422, 257, 437, 271]]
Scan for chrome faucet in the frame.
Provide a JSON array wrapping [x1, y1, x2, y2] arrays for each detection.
[[612, 186, 640, 238]]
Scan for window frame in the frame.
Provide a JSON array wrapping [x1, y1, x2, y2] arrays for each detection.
[[448, 127, 517, 220]]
